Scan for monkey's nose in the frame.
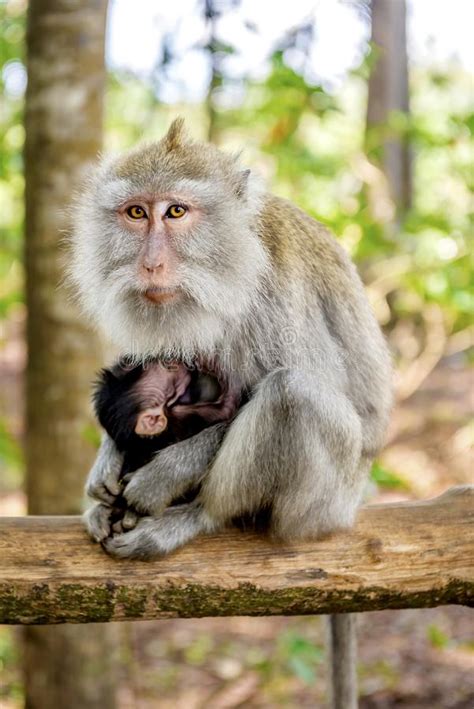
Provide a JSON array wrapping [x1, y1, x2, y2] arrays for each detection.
[[143, 263, 163, 274]]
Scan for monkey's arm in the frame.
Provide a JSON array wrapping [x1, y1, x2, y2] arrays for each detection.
[[85, 433, 124, 503], [83, 434, 124, 542], [120, 422, 227, 518]]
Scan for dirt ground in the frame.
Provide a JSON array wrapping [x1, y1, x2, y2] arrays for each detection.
[[0, 321, 472, 707]]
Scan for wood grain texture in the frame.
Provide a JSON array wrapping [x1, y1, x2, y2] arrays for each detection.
[[1, 486, 472, 624]]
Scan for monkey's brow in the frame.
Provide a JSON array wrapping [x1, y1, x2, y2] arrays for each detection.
[[115, 192, 198, 207]]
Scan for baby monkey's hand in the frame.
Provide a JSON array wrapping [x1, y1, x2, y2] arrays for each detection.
[[85, 433, 124, 505]]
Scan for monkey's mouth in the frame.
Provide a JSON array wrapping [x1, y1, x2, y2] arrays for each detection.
[[142, 287, 180, 305]]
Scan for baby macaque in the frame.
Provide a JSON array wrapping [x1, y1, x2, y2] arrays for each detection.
[[94, 358, 243, 477], [93, 358, 245, 527]]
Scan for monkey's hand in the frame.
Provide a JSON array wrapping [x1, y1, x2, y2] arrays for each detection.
[[83, 499, 139, 542], [83, 502, 114, 543], [122, 423, 227, 520], [83, 435, 126, 543], [85, 433, 124, 505]]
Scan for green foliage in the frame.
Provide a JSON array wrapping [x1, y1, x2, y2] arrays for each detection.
[[278, 631, 324, 684], [371, 462, 410, 491], [81, 423, 101, 449], [0, 0, 25, 317], [249, 627, 324, 687], [183, 634, 214, 665], [0, 417, 23, 490], [0, 627, 23, 704], [427, 624, 450, 649], [219, 51, 472, 350], [0, 626, 17, 669]]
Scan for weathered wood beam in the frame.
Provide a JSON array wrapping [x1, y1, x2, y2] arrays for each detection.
[[0, 486, 472, 624]]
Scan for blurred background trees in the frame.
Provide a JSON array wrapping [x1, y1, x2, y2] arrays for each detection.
[[0, 0, 472, 706], [367, 0, 412, 216], [22, 1, 117, 707]]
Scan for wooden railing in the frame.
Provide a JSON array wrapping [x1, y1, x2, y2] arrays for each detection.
[[1, 486, 472, 624]]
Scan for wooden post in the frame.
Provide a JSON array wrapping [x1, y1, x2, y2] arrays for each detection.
[[328, 614, 357, 709]]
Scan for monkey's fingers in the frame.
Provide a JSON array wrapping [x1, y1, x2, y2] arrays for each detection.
[[86, 478, 122, 505], [122, 509, 140, 530], [111, 519, 124, 534]]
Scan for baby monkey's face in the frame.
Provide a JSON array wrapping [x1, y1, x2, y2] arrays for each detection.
[[94, 358, 243, 454], [134, 362, 190, 436], [134, 363, 222, 437]]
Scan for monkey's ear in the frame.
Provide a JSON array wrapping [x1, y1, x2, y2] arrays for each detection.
[[235, 169, 251, 198], [163, 117, 186, 152]]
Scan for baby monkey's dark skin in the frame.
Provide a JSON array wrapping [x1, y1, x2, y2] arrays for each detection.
[[93, 358, 246, 526]]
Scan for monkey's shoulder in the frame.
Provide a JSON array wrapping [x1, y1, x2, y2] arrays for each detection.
[[257, 193, 354, 282]]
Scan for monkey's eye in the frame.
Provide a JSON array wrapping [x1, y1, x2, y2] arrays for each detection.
[[166, 204, 187, 219], [126, 205, 147, 219]]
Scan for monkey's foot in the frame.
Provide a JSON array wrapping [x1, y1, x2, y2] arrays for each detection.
[[102, 503, 216, 559]]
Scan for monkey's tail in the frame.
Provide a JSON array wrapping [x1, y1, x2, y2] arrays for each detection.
[[327, 613, 358, 709]]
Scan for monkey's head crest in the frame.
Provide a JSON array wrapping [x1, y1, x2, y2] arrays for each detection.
[[162, 117, 187, 152]]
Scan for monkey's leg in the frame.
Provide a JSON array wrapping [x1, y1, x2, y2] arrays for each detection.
[[121, 423, 227, 518], [328, 614, 358, 709], [202, 368, 365, 539], [90, 424, 227, 545]]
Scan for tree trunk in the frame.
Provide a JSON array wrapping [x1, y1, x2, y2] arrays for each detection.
[[205, 0, 221, 144], [367, 0, 412, 214], [23, 1, 117, 707]]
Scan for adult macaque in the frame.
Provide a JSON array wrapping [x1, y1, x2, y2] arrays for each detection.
[[71, 118, 392, 559]]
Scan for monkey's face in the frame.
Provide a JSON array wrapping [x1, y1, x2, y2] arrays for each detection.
[[94, 359, 192, 448], [70, 120, 269, 358], [132, 361, 191, 437]]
